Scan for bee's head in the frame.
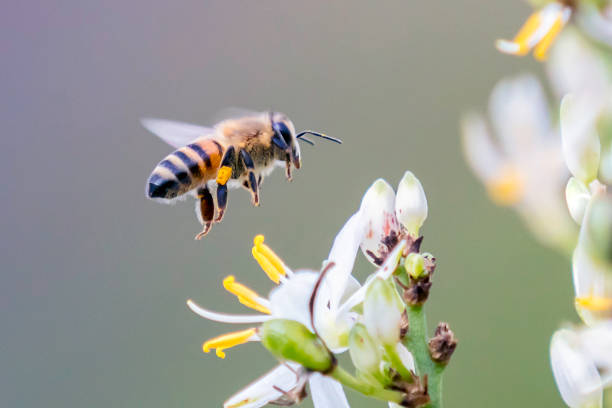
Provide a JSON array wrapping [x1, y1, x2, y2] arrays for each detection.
[[271, 112, 301, 169]]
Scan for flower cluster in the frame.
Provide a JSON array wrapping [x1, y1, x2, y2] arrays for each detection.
[[464, 1, 612, 406], [187, 171, 456, 408]]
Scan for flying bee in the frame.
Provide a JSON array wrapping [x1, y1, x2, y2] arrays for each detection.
[[143, 110, 341, 239]]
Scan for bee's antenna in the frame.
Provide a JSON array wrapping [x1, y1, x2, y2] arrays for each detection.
[[296, 131, 342, 144], [296, 136, 315, 146]]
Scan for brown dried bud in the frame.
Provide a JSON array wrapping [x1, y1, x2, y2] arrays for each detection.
[[396, 375, 430, 408], [428, 322, 457, 365], [403, 277, 432, 306], [399, 310, 410, 339]]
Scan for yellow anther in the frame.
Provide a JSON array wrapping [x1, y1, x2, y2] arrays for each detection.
[[216, 166, 232, 185], [575, 296, 612, 312], [533, 14, 564, 61], [223, 275, 270, 314], [202, 328, 257, 359], [512, 10, 542, 55], [251, 235, 286, 284], [486, 166, 524, 206]]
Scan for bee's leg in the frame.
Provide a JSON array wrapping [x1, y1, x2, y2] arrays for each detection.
[[239, 149, 259, 206], [215, 146, 235, 223], [270, 134, 293, 182], [194, 187, 214, 240]]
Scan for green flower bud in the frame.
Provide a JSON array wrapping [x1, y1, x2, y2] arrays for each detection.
[[260, 319, 334, 373], [364, 278, 405, 346], [348, 323, 382, 376], [585, 194, 612, 265], [405, 253, 426, 279]]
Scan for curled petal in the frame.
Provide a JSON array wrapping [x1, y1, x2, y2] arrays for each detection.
[[186, 299, 271, 324]]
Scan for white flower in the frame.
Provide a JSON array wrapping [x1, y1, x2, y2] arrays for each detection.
[[496, 1, 572, 61], [461, 75, 576, 251], [551, 323, 612, 408], [359, 172, 428, 266], [187, 221, 408, 407], [573, 196, 612, 325]]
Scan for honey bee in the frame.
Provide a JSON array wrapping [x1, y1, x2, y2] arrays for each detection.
[[143, 110, 341, 239]]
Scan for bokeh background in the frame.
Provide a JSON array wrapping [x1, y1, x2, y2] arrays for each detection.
[[3, 1, 577, 407]]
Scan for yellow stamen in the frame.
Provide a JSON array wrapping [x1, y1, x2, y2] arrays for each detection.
[[511, 10, 542, 55], [533, 13, 565, 61], [223, 275, 271, 314], [575, 296, 612, 312], [202, 328, 257, 359], [216, 166, 232, 185], [486, 166, 524, 206], [252, 235, 286, 284]]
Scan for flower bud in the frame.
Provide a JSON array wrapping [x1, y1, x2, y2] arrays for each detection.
[[260, 319, 334, 373], [550, 329, 603, 408], [395, 171, 428, 236], [348, 323, 382, 377], [561, 94, 601, 183], [364, 278, 405, 346], [360, 179, 401, 265], [585, 194, 612, 265], [566, 177, 592, 224], [405, 253, 426, 279]]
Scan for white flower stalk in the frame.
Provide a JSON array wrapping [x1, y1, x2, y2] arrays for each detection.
[[363, 278, 405, 346], [496, 1, 572, 61], [461, 75, 576, 251], [550, 328, 603, 408], [359, 172, 428, 266], [560, 94, 601, 184]]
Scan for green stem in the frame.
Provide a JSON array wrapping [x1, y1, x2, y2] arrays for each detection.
[[330, 365, 405, 404], [384, 344, 414, 382], [404, 305, 445, 408]]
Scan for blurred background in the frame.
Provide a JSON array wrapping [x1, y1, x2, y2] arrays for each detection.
[[2, 0, 577, 406]]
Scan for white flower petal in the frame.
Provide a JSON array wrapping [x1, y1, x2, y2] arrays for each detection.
[[395, 343, 416, 372], [460, 113, 504, 183], [186, 299, 271, 324], [579, 322, 612, 371], [309, 374, 349, 408], [338, 239, 407, 316], [489, 75, 552, 154], [395, 171, 428, 235], [566, 177, 592, 224], [269, 271, 319, 330], [550, 329, 603, 408], [224, 363, 301, 408], [325, 210, 367, 309], [359, 179, 401, 266], [364, 278, 404, 345]]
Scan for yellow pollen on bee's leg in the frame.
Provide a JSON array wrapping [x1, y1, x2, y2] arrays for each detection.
[[533, 13, 565, 61], [202, 328, 257, 359], [251, 235, 287, 284], [216, 166, 232, 185], [485, 166, 524, 206], [222, 275, 271, 314], [575, 296, 612, 312]]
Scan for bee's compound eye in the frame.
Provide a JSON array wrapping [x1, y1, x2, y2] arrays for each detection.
[[274, 122, 292, 143]]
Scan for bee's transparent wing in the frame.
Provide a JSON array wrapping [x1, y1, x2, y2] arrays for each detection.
[[141, 118, 215, 148], [210, 107, 264, 123]]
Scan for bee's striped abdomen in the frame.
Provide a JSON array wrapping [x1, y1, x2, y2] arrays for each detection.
[[147, 139, 224, 200]]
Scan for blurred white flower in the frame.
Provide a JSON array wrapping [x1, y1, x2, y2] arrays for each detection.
[[551, 321, 612, 408], [496, 1, 572, 61], [461, 75, 576, 251], [360, 172, 428, 266]]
